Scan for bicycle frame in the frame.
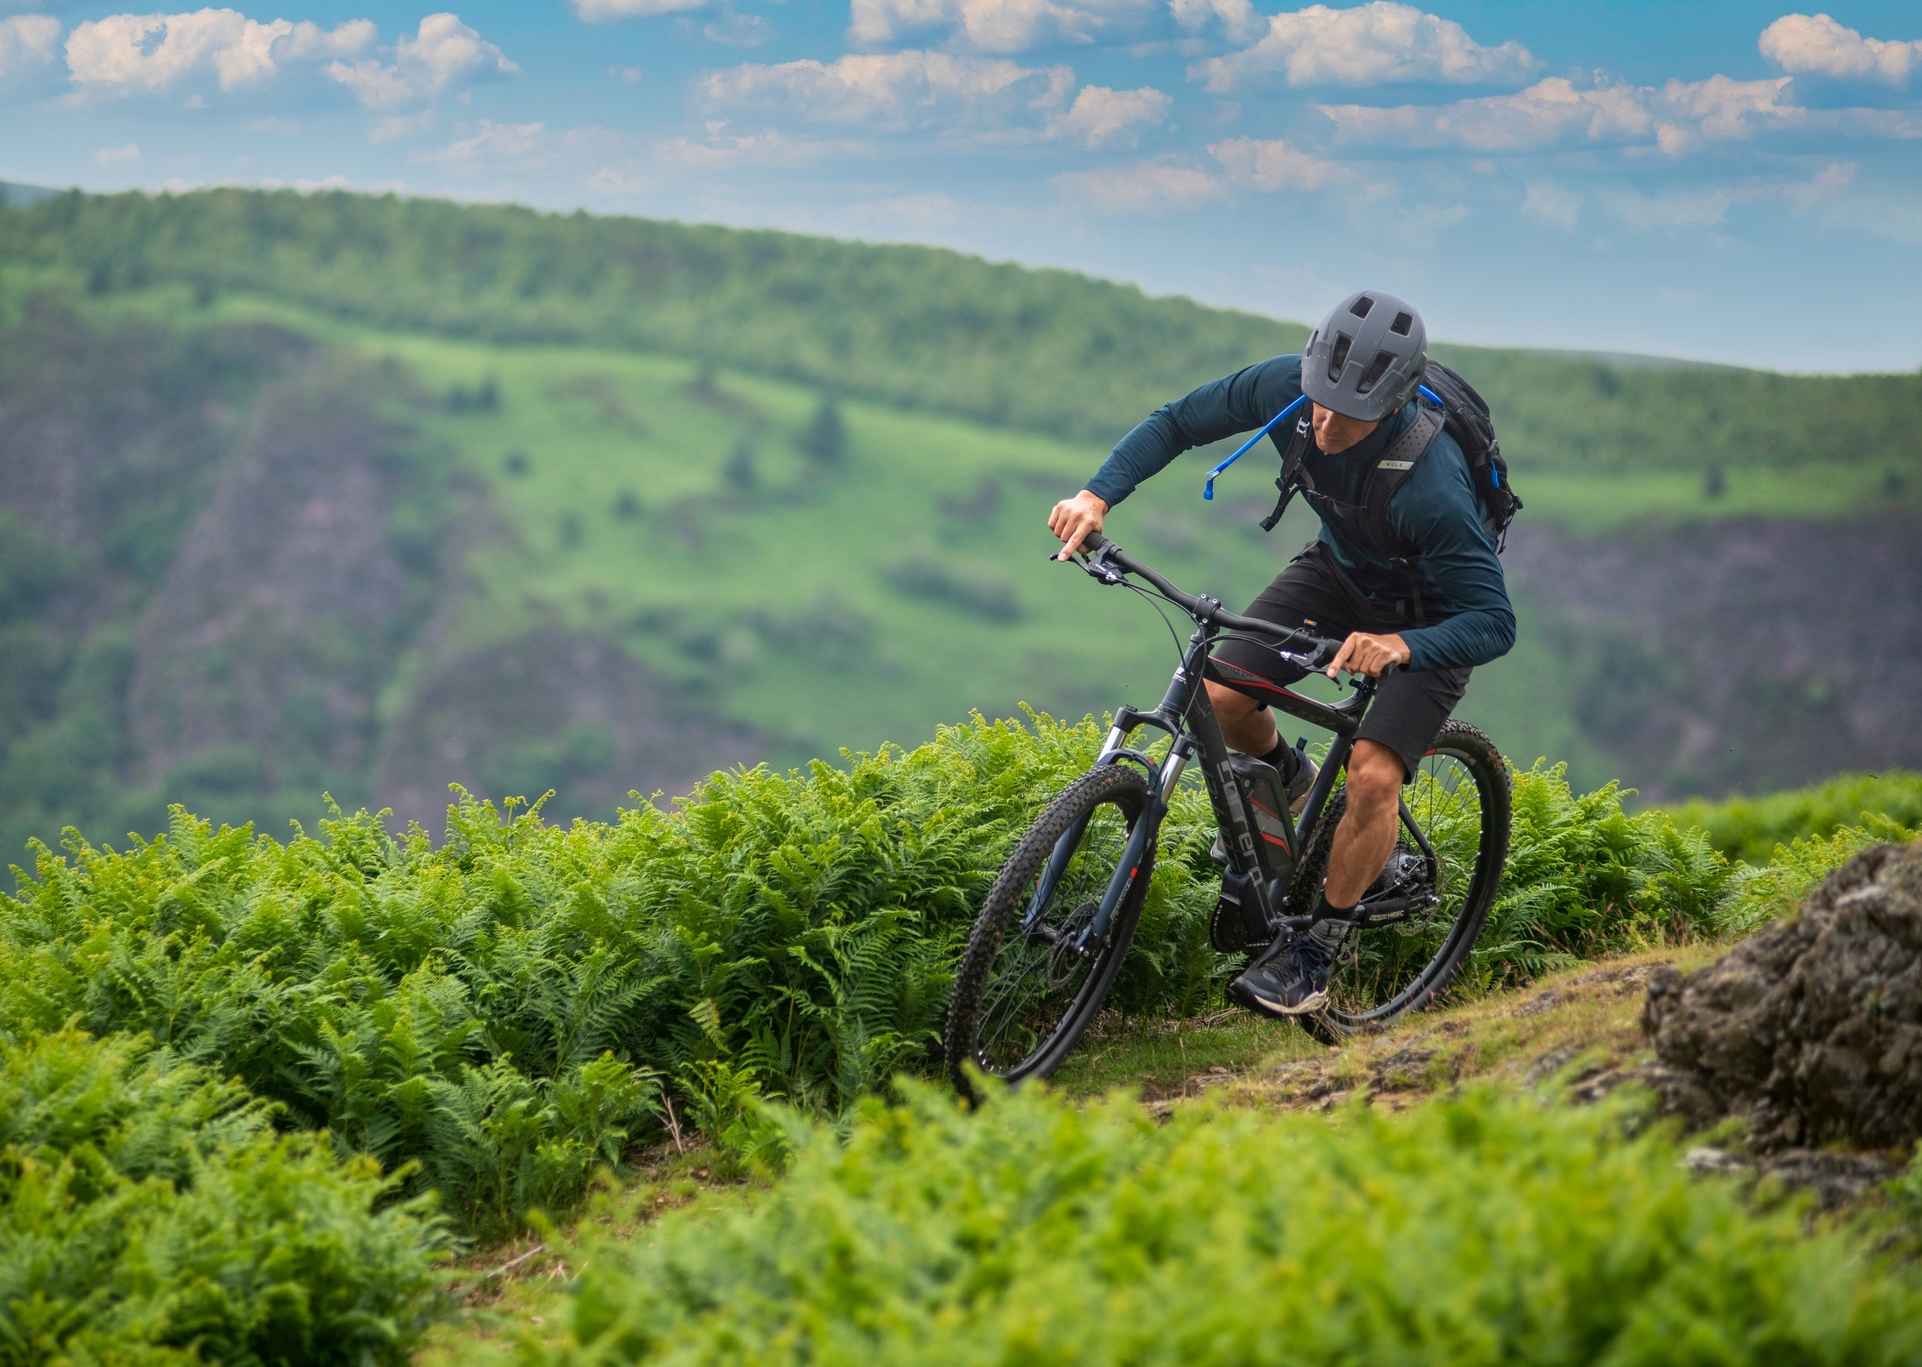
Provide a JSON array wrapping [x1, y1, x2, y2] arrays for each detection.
[[1023, 613, 1379, 954], [1024, 529, 1452, 955]]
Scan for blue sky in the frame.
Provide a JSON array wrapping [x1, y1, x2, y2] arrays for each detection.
[[4, 0, 1920, 371]]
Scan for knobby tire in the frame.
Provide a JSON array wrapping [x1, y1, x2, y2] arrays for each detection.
[[944, 763, 1156, 1098]]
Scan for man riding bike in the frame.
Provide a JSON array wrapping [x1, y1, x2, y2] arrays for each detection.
[[1047, 290, 1517, 1019]]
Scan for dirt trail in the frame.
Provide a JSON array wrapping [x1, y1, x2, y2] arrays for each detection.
[[1144, 948, 1720, 1118]]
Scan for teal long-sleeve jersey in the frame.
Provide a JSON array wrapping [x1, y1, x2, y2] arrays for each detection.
[[1084, 354, 1516, 673]]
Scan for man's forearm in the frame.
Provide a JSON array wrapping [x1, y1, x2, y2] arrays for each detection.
[[1399, 604, 1517, 673]]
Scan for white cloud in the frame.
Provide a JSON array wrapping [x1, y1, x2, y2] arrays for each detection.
[[1318, 77, 1650, 151], [93, 141, 140, 164], [610, 64, 645, 84], [1784, 158, 1856, 210], [1527, 161, 1873, 239], [1317, 74, 1801, 155], [436, 118, 545, 163], [1053, 159, 1227, 212], [370, 109, 435, 141], [700, 50, 1074, 135], [64, 9, 373, 97], [848, 0, 947, 45], [1651, 73, 1802, 153], [589, 165, 650, 193], [848, 0, 1153, 54], [1788, 171, 1922, 246], [1192, 1, 1536, 94], [656, 127, 861, 167], [282, 18, 375, 59], [326, 13, 516, 110], [1207, 135, 1341, 189], [1169, 0, 1263, 45], [1052, 83, 1168, 146], [702, 51, 1172, 149], [703, 7, 769, 46], [572, 0, 703, 19], [0, 13, 58, 78], [1521, 180, 1579, 229], [1759, 12, 1921, 86]]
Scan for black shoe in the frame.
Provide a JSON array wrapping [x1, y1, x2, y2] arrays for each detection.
[[1228, 931, 1338, 1018]]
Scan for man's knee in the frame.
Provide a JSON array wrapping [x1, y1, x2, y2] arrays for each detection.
[[1205, 679, 1259, 723], [1346, 740, 1403, 812]]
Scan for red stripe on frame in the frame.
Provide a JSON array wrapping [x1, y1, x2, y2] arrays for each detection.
[[1212, 658, 1317, 709]]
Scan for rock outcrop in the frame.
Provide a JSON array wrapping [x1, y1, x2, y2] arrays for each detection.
[[1643, 840, 1922, 1150]]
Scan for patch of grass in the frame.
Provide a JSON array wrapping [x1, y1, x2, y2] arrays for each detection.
[[415, 1143, 753, 1367], [1048, 1009, 1318, 1100], [1662, 770, 1922, 863], [522, 1076, 1922, 1364]]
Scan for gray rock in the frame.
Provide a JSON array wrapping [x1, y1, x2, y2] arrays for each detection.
[[1643, 840, 1922, 1150]]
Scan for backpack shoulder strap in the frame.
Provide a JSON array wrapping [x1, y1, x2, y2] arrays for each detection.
[[1358, 405, 1443, 557], [1258, 406, 1317, 532]]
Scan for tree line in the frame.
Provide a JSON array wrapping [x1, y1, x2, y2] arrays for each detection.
[[6, 187, 1918, 475]]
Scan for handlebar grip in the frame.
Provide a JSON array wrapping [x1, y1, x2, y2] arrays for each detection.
[[1079, 529, 1108, 552]]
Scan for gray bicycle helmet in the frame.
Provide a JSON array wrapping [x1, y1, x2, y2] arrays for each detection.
[[1300, 289, 1427, 422]]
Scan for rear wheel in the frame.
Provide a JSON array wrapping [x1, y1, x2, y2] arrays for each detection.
[[944, 763, 1157, 1097], [1291, 721, 1509, 1043]]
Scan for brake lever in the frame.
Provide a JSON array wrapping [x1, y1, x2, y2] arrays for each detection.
[[1048, 541, 1124, 585]]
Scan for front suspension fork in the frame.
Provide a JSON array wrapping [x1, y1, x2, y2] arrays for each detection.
[[1022, 730, 1187, 952]]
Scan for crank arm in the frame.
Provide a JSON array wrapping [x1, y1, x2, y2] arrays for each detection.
[[1274, 891, 1439, 936]]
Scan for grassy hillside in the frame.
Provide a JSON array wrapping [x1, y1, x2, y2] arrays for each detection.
[[6, 188, 1920, 467], [2, 188, 1919, 854]]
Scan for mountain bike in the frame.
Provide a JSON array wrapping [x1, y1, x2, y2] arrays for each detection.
[[943, 530, 1510, 1094]]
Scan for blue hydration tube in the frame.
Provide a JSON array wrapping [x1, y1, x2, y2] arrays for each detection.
[[1201, 394, 1305, 502], [1201, 383, 1446, 502]]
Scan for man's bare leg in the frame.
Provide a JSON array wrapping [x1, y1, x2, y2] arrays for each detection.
[[1323, 738, 1403, 907], [1203, 679, 1279, 757], [1226, 728, 1406, 1018]]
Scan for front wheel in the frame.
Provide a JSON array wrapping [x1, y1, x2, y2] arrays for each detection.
[[1293, 720, 1510, 1043], [944, 763, 1157, 1097]]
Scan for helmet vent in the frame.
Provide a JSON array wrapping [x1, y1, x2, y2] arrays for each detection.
[[1355, 350, 1396, 396], [1390, 311, 1414, 336], [1349, 296, 1375, 320], [1329, 332, 1353, 377]]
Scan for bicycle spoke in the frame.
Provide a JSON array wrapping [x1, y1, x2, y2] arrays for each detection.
[[968, 798, 1131, 1076]]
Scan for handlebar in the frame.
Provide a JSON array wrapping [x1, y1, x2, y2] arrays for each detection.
[[1071, 530, 1363, 675]]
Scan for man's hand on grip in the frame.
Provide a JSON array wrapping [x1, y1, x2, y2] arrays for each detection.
[[1326, 631, 1411, 680], [1049, 490, 1109, 561]]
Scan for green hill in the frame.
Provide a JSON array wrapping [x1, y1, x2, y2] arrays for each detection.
[[6, 187, 1919, 461], [1, 188, 1919, 856]]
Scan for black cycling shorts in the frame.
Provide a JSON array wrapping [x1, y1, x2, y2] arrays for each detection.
[[1204, 543, 1470, 783]]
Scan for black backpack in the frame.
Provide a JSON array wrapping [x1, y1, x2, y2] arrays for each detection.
[[1260, 360, 1521, 555]]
